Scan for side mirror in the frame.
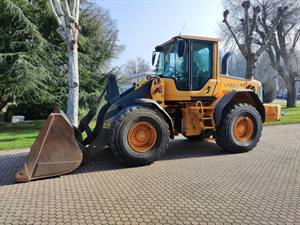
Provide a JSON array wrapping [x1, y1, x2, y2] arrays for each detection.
[[152, 51, 156, 66], [177, 40, 185, 57], [152, 51, 160, 68]]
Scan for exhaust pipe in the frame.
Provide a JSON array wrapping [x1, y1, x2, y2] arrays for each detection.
[[221, 52, 232, 75]]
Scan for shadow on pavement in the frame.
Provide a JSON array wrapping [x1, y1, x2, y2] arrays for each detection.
[[75, 138, 226, 175], [0, 138, 226, 186], [164, 138, 226, 160], [0, 151, 28, 186]]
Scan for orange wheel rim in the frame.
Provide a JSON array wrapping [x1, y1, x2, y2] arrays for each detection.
[[233, 116, 254, 142], [128, 122, 157, 153]]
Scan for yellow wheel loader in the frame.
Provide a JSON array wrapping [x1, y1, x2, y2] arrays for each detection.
[[16, 35, 281, 182]]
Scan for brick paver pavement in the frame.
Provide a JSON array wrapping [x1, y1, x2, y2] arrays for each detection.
[[0, 124, 299, 225]]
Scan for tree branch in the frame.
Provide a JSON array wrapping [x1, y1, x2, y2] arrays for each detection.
[[48, 0, 62, 26], [268, 45, 284, 76], [255, 7, 287, 57], [272, 35, 281, 64], [242, 1, 251, 51], [223, 10, 245, 55], [253, 38, 263, 45], [290, 29, 300, 53], [48, 0, 69, 42], [255, 24, 265, 39], [52, 0, 64, 17], [249, 6, 261, 37], [75, 0, 80, 23], [284, 23, 295, 38], [277, 20, 289, 63], [70, 0, 76, 16], [63, 0, 76, 22]]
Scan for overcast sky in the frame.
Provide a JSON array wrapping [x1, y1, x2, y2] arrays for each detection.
[[93, 0, 223, 67]]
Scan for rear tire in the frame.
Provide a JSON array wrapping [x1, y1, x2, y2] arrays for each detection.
[[216, 103, 262, 153], [109, 106, 169, 166]]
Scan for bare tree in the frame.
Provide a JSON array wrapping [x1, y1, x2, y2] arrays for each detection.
[[222, 0, 286, 79], [124, 57, 150, 76], [257, 0, 300, 107], [48, 0, 80, 125]]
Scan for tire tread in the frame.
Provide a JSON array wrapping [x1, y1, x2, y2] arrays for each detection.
[[109, 106, 169, 166], [216, 103, 262, 153]]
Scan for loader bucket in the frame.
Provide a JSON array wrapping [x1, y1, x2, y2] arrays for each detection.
[[15, 112, 83, 182]]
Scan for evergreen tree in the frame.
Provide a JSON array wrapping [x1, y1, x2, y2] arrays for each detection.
[[0, 0, 122, 120]]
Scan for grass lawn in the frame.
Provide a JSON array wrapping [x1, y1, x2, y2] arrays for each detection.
[[0, 102, 299, 151], [266, 102, 300, 125], [0, 120, 43, 150]]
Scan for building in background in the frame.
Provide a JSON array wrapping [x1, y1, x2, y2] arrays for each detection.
[[276, 78, 300, 100], [119, 72, 154, 93], [296, 80, 300, 99]]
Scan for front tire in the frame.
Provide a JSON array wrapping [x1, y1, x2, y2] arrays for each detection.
[[216, 103, 262, 153], [109, 106, 169, 166]]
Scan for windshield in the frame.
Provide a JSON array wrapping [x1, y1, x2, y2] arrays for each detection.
[[156, 41, 189, 90]]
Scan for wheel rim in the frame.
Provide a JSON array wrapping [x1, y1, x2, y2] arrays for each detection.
[[233, 116, 254, 142], [128, 122, 157, 153]]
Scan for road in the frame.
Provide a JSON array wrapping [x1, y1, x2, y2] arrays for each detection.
[[0, 124, 299, 225]]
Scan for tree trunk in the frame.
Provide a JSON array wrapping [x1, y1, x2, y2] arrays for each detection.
[[49, 0, 80, 126], [0, 113, 4, 123], [245, 54, 255, 79], [286, 78, 296, 108], [0, 103, 8, 123], [66, 42, 79, 126]]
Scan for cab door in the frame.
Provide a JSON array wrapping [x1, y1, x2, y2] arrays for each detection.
[[163, 39, 219, 101], [190, 40, 214, 91]]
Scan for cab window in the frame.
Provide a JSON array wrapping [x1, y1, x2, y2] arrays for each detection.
[[192, 41, 213, 90], [157, 41, 189, 90]]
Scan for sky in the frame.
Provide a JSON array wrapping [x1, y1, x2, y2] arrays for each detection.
[[93, 0, 223, 67]]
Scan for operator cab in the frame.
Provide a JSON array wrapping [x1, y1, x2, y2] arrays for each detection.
[[153, 35, 219, 91]]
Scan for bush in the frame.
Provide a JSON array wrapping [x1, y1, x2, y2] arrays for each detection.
[[262, 80, 277, 103], [10, 103, 54, 120]]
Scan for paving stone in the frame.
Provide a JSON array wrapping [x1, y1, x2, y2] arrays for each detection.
[[0, 124, 299, 224]]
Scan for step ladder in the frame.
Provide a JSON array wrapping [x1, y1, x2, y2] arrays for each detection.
[[189, 101, 215, 130]]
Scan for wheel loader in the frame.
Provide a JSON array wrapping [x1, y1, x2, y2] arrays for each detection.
[[15, 35, 281, 182]]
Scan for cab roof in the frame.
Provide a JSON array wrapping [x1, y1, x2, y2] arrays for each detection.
[[176, 35, 220, 42], [155, 35, 219, 50]]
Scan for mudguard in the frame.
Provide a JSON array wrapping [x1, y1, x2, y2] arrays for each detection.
[[214, 90, 265, 127], [135, 98, 175, 138]]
